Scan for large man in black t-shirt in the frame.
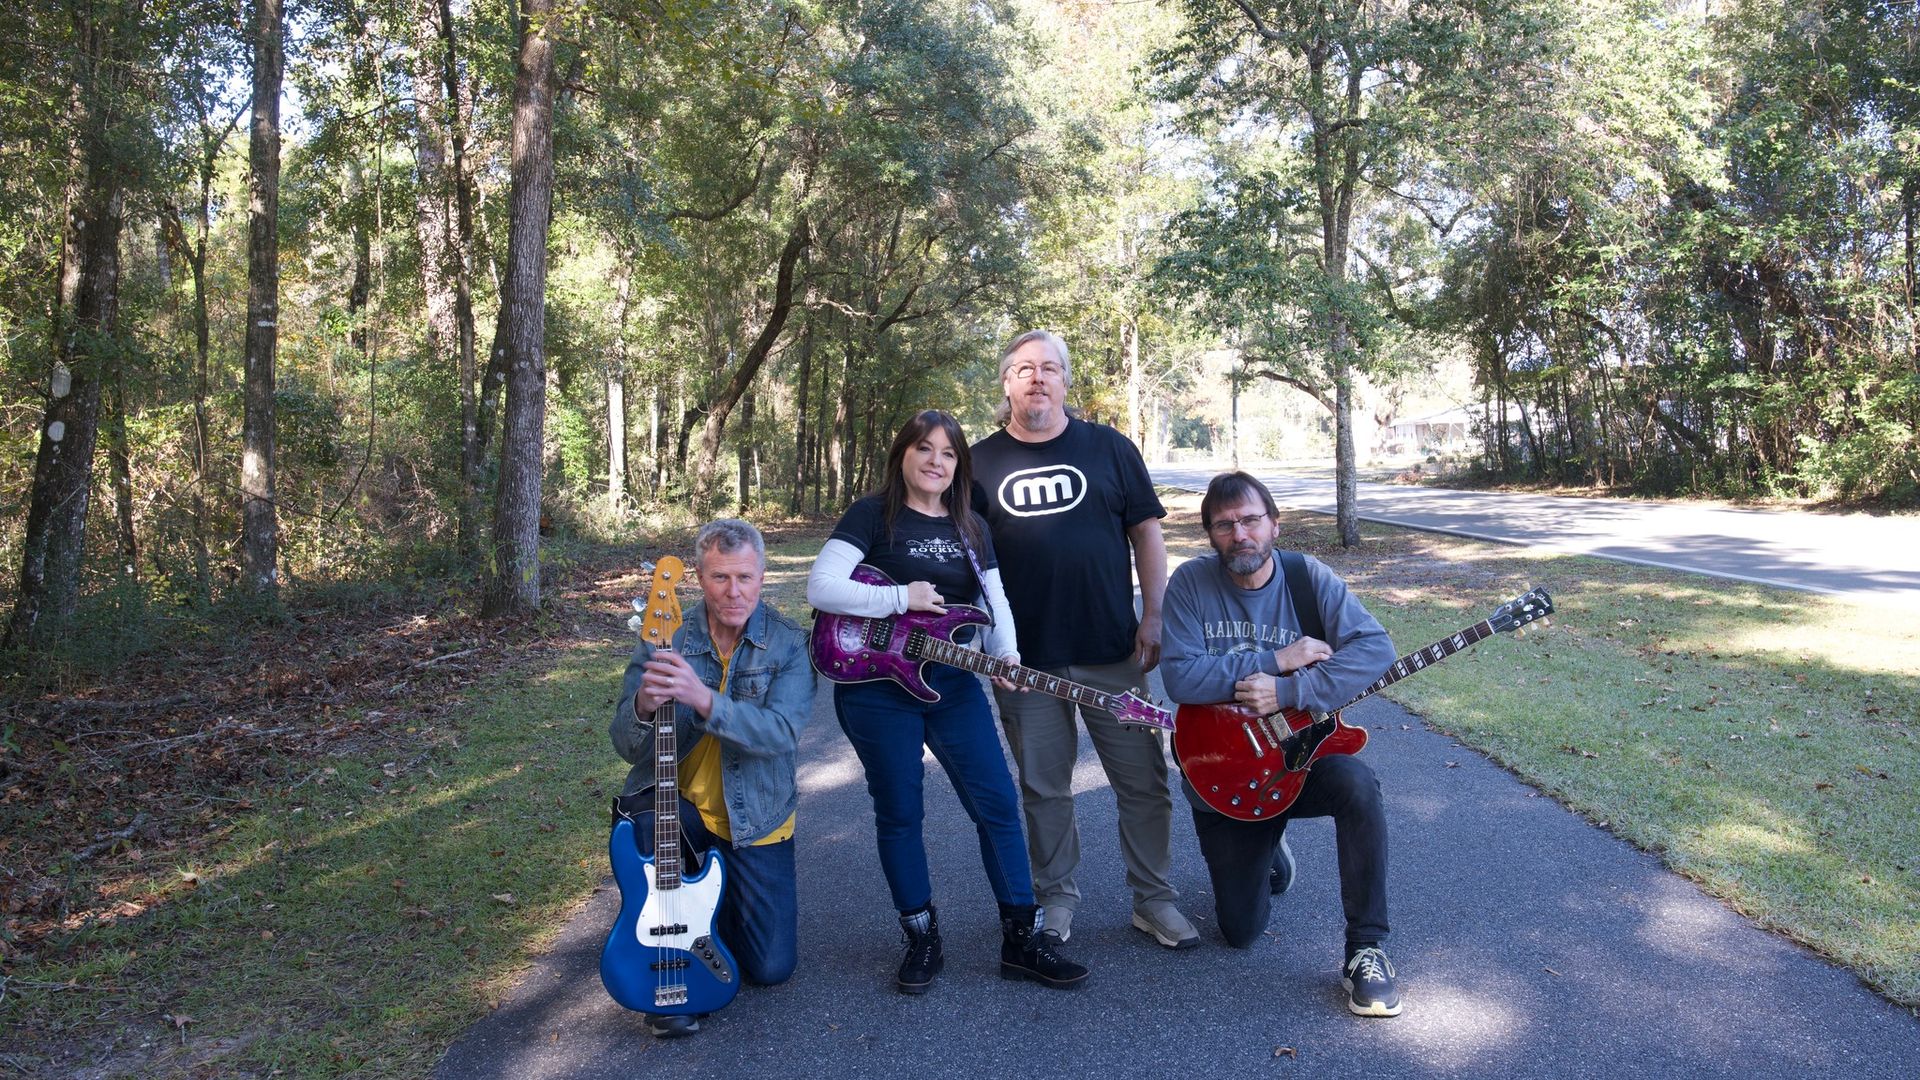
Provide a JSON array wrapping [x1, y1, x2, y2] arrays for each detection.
[[970, 329, 1198, 950]]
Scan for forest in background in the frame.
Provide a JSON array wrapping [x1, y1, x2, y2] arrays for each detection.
[[3, 0, 1917, 659]]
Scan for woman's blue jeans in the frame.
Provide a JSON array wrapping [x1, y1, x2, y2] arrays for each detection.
[[833, 665, 1034, 913]]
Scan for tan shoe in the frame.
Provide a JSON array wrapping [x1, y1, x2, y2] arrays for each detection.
[[1131, 900, 1200, 950]]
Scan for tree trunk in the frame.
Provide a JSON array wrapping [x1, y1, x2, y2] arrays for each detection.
[[1907, 174, 1917, 378], [106, 363, 138, 577], [423, 0, 486, 566], [482, 0, 559, 618], [690, 216, 811, 513], [607, 263, 632, 515], [1229, 365, 1241, 469], [737, 391, 756, 511], [788, 315, 814, 512], [241, 0, 284, 595], [5, 95, 125, 646], [1122, 317, 1141, 447], [651, 379, 667, 496], [347, 179, 371, 358]]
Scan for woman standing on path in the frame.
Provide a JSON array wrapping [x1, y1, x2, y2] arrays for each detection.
[[806, 410, 1088, 994]]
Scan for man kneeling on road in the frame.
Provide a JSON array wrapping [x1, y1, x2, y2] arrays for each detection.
[[610, 518, 816, 1038], [1160, 472, 1404, 1017]]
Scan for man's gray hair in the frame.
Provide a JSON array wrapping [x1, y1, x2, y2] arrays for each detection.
[[694, 518, 766, 570], [994, 329, 1073, 426]]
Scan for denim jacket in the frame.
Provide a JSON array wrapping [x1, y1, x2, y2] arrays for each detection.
[[610, 599, 816, 844]]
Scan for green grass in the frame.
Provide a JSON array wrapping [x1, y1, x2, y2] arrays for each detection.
[[1198, 502, 1920, 1008], [6, 510, 1916, 1075], [3, 646, 633, 1076], [0, 531, 833, 1077]]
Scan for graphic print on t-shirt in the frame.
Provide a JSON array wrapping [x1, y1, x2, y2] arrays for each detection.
[[994, 464, 1087, 517], [905, 536, 964, 564], [1202, 620, 1301, 655]]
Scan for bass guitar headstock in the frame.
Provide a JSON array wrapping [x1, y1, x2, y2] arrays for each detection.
[[1488, 586, 1554, 637], [628, 556, 686, 644]]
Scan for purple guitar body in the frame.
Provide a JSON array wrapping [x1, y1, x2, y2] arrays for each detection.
[[810, 564, 1173, 729]]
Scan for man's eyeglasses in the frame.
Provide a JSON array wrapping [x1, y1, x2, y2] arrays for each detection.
[[1206, 512, 1269, 537], [1008, 362, 1065, 381]]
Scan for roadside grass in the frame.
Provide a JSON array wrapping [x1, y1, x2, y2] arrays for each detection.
[[0, 530, 825, 1078], [1156, 496, 1920, 1009], [6, 505, 1914, 1076]]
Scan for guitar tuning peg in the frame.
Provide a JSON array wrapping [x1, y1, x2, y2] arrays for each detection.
[[1539, 618, 1552, 629], [1514, 627, 1527, 638]]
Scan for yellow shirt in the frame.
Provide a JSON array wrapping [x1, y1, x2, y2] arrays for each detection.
[[680, 643, 796, 846]]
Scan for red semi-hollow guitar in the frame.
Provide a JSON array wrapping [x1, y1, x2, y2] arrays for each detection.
[[1175, 587, 1553, 820]]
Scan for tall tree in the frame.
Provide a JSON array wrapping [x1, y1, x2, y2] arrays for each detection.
[[5, 2, 138, 647], [1156, 0, 1549, 545], [240, 0, 284, 593], [482, 0, 561, 617]]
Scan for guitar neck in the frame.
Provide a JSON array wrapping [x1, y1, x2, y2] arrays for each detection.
[[652, 701, 682, 889], [917, 635, 1125, 714], [1342, 617, 1500, 709]]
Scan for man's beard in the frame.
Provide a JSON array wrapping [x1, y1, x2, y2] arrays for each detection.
[[1223, 540, 1272, 577], [1014, 398, 1059, 431]]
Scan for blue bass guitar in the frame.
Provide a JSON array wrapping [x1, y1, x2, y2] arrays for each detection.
[[600, 556, 740, 1017]]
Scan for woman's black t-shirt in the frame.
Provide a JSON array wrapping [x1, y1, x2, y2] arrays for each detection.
[[828, 494, 998, 604]]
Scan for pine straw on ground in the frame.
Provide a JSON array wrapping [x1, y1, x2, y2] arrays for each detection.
[[0, 541, 697, 967]]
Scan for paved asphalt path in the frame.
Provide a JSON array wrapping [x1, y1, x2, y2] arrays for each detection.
[[1154, 466, 1920, 610], [436, 661, 1920, 1079]]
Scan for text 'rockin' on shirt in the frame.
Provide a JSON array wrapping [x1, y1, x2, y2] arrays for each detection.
[[970, 418, 1164, 670]]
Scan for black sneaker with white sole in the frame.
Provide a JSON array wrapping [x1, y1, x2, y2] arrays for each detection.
[[1342, 946, 1402, 1017], [1269, 833, 1296, 896]]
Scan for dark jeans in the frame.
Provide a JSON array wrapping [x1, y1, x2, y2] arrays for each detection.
[[834, 665, 1034, 913], [1191, 753, 1389, 950], [630, 796, 797, 986]]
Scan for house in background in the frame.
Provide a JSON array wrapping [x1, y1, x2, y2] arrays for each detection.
[[1381, 405, 1474, 458]]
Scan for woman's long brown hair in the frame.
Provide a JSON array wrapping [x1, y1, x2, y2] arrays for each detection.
[[875, 409, 987, 561]]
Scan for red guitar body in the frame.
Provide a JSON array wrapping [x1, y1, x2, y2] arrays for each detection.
[[1173, 704, 1369, 821], [1169, 586, 1555, 821]]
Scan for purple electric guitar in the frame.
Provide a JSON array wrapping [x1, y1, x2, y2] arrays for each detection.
[[810, 564, 1173, 730]]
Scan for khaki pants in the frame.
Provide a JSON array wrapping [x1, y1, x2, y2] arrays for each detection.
[[992, 656, 1178, 913]]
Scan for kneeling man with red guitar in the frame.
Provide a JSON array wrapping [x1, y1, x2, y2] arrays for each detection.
[[1160, 472, 1404, 1017]]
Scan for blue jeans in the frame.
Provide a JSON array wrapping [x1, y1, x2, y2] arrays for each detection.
[[630, 796, 797, 986], [834, 666, 1034, 913]]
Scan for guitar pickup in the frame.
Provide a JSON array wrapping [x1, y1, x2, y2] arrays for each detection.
[[647, 923, 689, 936]]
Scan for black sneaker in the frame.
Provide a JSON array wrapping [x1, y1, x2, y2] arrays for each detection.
[[1269, 833, 1296, 896], [644, 1013, 700, 1038], [1342, 946, 1402, 1017]]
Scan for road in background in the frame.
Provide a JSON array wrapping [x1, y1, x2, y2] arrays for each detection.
[[1156, 465, 1920, 609]]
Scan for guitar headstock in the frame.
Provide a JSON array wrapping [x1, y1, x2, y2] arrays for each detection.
[[1488, 586, 1554, 636], [1111, 689, 1175, 732], [628, 556, 686, 645]]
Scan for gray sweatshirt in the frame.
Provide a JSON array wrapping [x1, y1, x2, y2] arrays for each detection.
[[1161, 550, 1396, 715]]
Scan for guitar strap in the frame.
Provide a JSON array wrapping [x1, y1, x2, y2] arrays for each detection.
[[1278, 550, 1324, 643]]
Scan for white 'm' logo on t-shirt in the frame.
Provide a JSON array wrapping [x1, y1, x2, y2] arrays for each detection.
[[997, 465, 1087, 516]]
